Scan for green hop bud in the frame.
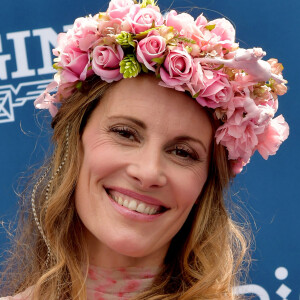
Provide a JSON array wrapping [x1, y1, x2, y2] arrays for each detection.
[[120, 54, 141, 78], [116, 31, 135, 48], [140, 0, 157, 8]]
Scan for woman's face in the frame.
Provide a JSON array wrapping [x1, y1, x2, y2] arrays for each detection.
[[75, 75, 213, 267]]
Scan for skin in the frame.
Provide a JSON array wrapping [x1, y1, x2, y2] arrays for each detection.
[[75, 75, 213, 268]]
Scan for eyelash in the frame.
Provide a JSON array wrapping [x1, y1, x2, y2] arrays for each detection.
[[168, 146, 199, 161], [109, 125, 139, 141], [109, 125, 199, 161]]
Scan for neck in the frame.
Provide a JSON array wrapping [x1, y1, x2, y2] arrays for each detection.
[[85, 230, 168, 268]]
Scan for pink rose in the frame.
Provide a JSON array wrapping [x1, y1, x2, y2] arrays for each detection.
[[166, 10, 194, 34], [127, 4, 164, 34], [196, 70, 233, 109], [185, 59, 204, 96], [230, 158, 249, 175], [159, 46, 194, 91], [166, 10, 204, 44], [136, 30, 166, 71], [92, 44, 124, 82], [71, 17, 99, 51], [107, 0, 134, 20], [207, 18, 235, 44], [59, 44, 92, 82], [215, 108, 258, 162], [195, 14, 208, 27], [256, 115, 289, 159]]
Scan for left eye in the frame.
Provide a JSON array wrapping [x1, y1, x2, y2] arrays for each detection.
[[110, 126, 138, 141], [169, 146, 197, 160]]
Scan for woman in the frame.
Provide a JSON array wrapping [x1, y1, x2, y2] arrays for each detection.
[[0, 0, 289, 299]]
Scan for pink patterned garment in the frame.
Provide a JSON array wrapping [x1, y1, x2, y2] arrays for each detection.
[[86, 265, 160, 300], [0, 265, 160, 300]]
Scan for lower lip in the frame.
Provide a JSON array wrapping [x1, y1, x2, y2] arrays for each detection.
[[106, 191, 163, 222]]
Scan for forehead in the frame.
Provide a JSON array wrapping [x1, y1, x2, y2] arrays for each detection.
[[90, 76, 212, 142]]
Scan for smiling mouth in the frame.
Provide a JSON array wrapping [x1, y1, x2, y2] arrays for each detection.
[[106, 189, 167, 215]]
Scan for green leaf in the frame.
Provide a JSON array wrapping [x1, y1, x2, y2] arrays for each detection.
[[151, 57, 165, 65], [76, 81, 82, 90], [213, 64, 224, 71], [174, 36, 196, 44], [141, 63, 149, 73], [134, 26, 162, 39], [192, 92, 200, 98], [205, 24, 216, 31]]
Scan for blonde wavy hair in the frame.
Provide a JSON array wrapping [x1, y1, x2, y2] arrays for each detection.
[[1, 75, 250, 299]]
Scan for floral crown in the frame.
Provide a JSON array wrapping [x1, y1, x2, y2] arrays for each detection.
[[35, 0, 289, 174]]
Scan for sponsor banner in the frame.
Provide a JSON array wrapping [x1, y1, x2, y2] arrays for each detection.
[[0, 1, 299, 299]]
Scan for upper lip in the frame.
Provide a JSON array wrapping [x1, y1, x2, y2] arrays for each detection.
[[105, 186, 168, 208]]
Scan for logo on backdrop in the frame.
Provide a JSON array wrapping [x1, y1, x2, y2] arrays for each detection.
[[0, 25, 71, 124], [235, 266, 293, 300]]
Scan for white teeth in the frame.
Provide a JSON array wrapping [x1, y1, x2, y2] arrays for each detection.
[[109, 191, 160, 215], [136, 203, 146, 213], [117, 197, 123, 205], [128, 200, 137, 210], [123, 199, 129, 207]]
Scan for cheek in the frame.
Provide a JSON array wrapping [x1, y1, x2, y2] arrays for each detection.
[[173, 167, 208, 209]]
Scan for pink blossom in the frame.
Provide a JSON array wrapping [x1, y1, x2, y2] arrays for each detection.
[[196, 70, 233, 109], [34, 81, 59, 117], [92, 44, 124, 82], [71, 17, 100, 51], [256, 115, 289, 159], [207, 18, 235, 45], [136, 30, 166, 71], [166, 10, 194, 35], [195, 14, 208, 27], [184, 59, 204, 96], [159, 46, 194, 91], [127, 4, 164, 34], [215, 108, 259, 161], [59, 44, 92, 82], [165, 10, 204, 45], [107, 0, 134, 20], [231, 158, 250, 174]]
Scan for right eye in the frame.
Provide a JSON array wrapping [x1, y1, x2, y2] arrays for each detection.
[[109, 126, 138, 142]]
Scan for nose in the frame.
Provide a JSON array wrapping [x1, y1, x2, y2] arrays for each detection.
[[126, 145, 167, 189]]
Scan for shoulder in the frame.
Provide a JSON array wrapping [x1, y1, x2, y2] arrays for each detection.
[[0, 287, 33, 300]]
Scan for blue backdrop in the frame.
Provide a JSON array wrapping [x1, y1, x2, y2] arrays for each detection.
[[0, 0, 299, 299]]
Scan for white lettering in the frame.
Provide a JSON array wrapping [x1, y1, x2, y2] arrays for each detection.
[[234, 284, 270, 300], [33, 28, 58, 75], [0, 35, 11, 80], [7, 30, 36, 78]]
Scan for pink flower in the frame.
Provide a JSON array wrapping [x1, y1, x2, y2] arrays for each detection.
[[127, 4, 164, 34], [215, 109, 258, 162], [231, 158, 249, 175], [166, 10, 204, 45], [107, 0, 134, 20], [34, 81, 59, 117], [136, 30, 166, 71], [184, 59, 204, 96], [71, 17, 100, 51], [207, 18, 235, 44], [166, 10, 194, 35], [159, 46, 194, 91], [195, 14, 208, 27], [59, 44, 92, 82], [196, 70, 233, 109], [92, 44, 124, 82], [256, 115, 289, 159]]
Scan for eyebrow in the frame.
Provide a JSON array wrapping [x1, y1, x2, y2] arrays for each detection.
[[108, 116, 146, 129], [108, 116, 207, 153]]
